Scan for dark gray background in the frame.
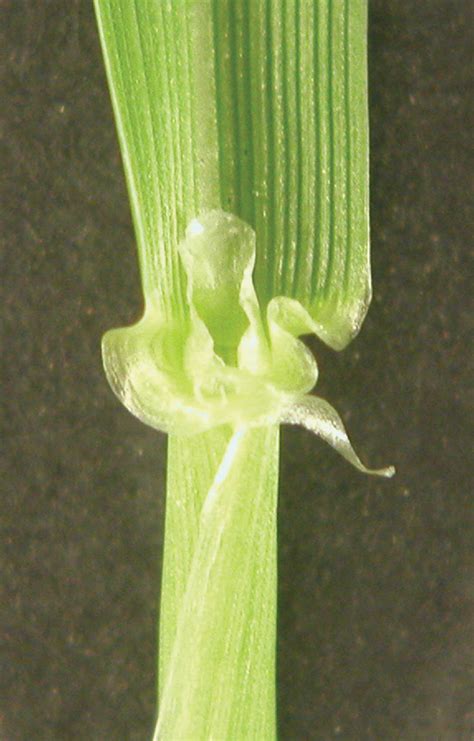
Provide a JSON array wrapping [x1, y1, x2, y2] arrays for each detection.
[[1, 1, 473, 739]]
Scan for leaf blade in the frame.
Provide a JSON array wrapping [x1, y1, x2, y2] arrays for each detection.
[[94, 0, 221, 320], [96, 0, 371, 346], [210, 0, 371, 349]]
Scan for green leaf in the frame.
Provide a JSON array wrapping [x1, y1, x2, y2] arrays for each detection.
[[202, 0, 371, 350], [94, 0, 370, 349], [93, 2, 391, 739], [93, 1, 221, 321]]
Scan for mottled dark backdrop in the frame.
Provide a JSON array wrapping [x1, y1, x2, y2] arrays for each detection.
[[1, 2, 472, 739]]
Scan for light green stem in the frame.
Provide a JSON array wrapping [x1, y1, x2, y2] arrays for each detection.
[[158, 427, 230, 692], [157, 426, 279, 739]]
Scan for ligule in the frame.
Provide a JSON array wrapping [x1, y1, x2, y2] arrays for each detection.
[[102, 210, 393, 476]]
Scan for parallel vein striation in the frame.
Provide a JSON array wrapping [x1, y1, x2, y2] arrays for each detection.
[[94, 1, 221, 322], [211, 0, 370, 350], [95, 0, 369, 347]]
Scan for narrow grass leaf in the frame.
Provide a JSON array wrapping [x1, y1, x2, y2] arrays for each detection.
[[94, 0, 221, 320], [210, 0, 371, 350], [95, 0, 370, 347], [93, 2, 381, 739]]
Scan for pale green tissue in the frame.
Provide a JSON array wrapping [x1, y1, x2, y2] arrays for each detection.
[[103, 211, 393, 477]]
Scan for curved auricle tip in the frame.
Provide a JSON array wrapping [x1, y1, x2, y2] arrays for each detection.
[[281, 395, 395, 479]]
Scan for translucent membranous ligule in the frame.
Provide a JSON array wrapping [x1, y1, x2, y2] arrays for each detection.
[[102, 211, 394, 477]]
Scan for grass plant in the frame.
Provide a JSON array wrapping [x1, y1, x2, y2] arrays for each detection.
[[93, 2, 393, 738]]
